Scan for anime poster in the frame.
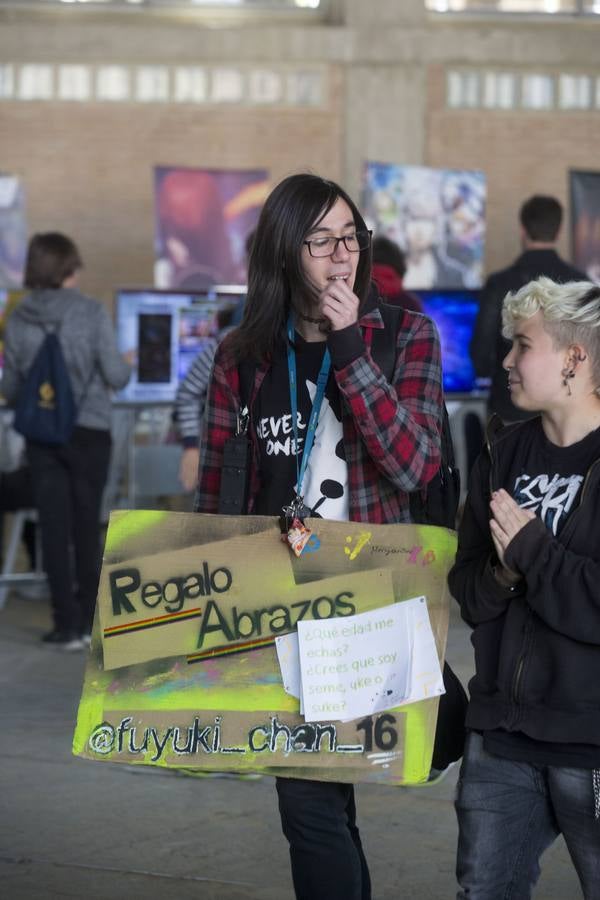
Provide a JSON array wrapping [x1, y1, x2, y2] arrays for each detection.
[[73, 513, 456, 785], [0, 288, 24, 373], [570, 170, 600, 284], [154, 167, 269, 290], [0, 175, 27, 289], [362, 162, 486, 290]]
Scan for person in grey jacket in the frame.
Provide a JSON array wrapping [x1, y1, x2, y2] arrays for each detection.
[[1, 232, 130, 648]]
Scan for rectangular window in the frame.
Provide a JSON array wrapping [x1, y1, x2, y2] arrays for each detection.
[[447, 70, 480, 107], [248, 69, 283, 104], [521, 74, 554, 109], [58, 65, 91, 101], [96, 66, 130, 101], [482, 72, 516, 108], [135, 66, 169, 102], [18, 64, 53, 100], [427, 1, 582, 12], [286, 70, 324, 106], [0, 0, 325, 11], [173, 67, 208, 103], [0, 64, 14, 99], [559, 74, 592, 109], [210, 68, 244, 103]]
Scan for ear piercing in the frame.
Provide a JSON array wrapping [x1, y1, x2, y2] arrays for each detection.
[[562, 369, 575, 396]]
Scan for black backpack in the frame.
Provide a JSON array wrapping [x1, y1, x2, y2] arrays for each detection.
[[13, 324, 78, 445], [407, 403, 459, 530], [369, 302, 460, 530]]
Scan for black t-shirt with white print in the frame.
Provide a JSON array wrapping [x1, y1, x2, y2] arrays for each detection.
[[485, 418, 600, 768], [253, 332, 349, 521]]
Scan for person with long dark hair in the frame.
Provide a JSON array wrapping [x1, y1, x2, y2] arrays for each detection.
[[1, 233, 130, 648], [195, 173, 444, 900]]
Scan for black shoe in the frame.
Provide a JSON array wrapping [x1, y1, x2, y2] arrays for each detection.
[[42, 629, 67, 643], [41, 629, 84, 650]]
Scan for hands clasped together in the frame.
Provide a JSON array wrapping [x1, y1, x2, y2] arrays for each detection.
[[489, 489, 535, 583]]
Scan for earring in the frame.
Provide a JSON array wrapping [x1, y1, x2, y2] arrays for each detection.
[[562, 369, 575, 396]]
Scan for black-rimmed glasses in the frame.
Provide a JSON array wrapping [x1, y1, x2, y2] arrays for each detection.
[[303, 230, 372, 258]]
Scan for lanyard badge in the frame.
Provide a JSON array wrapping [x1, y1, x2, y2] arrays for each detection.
[[282, 316, 331, 557]]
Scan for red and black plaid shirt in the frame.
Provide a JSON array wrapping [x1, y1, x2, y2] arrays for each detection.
[[195, 302, 443, 525]]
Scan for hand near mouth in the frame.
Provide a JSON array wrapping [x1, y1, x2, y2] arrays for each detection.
[[318, 277, 359, 332]]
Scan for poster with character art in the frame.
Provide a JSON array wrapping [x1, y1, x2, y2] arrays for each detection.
[[0, 175, 27, 289], [362, 162, 486, 291], [154, 167, 269, 291], [570, 169, 600, 285]]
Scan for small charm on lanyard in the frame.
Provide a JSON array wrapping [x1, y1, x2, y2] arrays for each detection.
[[285, 517, 312, 557], [282, 496, 312, 557]]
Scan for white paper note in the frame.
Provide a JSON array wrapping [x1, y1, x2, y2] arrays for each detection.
[[275, 629, 303, 714], [398, 597, 445, 705], [275, 596, 444, 722], [296, 603, 413, 722]]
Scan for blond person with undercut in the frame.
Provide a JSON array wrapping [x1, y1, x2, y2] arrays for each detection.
[[449, 276, 600, 899]]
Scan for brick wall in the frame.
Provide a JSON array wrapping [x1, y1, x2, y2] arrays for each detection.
[[2, 4, 599, 303], [426, 65, 600, 276], [2, 73, 343, 306]]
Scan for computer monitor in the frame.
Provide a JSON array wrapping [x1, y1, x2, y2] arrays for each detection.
[[115, 287, 244, 403], [416, 289, 487, 396]]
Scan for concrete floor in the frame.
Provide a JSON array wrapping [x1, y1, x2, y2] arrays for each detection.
[[0, 588, 581, 900]]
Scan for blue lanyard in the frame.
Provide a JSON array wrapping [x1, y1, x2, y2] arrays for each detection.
[[286, 315, 331, 505]]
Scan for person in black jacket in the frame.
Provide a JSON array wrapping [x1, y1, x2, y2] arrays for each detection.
[[449, 276, 600, 898], [471, 195, 585, 422]]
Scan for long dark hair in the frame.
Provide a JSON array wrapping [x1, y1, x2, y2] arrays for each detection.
[[229, 173, 372, 363]]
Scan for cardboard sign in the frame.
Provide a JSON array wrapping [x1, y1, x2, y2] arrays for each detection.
[[73, 512, 456, 785]]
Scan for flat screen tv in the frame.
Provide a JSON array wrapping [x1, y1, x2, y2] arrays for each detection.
[[115, 287, 244, 403], [415, 289, 488, 396]]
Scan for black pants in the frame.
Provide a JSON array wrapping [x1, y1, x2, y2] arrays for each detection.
[[276, 777, 371, 900], [27, 427, 111, 634]]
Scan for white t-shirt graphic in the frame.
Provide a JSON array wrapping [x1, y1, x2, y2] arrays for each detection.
[[514, 472, 583, 536], [301, 379, 348, 521]]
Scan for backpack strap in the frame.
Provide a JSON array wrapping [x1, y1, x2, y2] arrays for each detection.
[[35, 318, 96, 409], [238, 358, 257, 412], [217, 358, 256, 516], [368, 302, 402, 383], [53, 318, 96, 414]]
